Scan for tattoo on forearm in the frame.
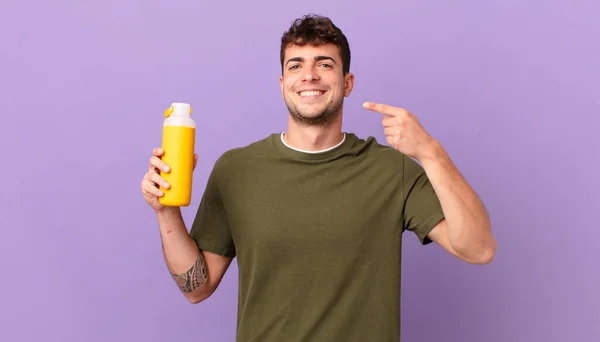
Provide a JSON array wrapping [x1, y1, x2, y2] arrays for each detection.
[[171, 252, 208, 293]]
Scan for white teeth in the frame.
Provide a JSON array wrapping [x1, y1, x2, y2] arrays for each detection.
[[299, 90, 324, 97]]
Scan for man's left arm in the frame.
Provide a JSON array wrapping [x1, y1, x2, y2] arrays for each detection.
[[363, 101, 496, 264], [419, 142, 496, 264]]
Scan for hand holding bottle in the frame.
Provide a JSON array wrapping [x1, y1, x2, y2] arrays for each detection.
[[141, 147, 199, 212], [141, 102, 197, 211]]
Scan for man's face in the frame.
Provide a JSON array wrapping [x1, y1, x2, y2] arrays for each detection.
[[280, 43, 354, 126]]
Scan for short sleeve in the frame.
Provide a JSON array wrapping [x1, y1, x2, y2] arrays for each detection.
[[189, 159, 236, 257], [402, 155, 445, 245]]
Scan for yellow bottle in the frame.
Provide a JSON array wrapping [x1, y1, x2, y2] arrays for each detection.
[[159, 102, 196, 207]]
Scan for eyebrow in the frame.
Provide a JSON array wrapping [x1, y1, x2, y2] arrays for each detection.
[[285, 55, 338, 67]]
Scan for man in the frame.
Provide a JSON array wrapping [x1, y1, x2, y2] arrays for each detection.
[[140, 14, 496, 342]]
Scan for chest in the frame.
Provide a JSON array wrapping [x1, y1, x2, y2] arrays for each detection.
[[222, 162, 404, 259]]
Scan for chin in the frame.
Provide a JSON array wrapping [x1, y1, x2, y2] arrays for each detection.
[[298, 108, 326, 119], [284, 94, 343, 126], [291, 109, 339, 127]]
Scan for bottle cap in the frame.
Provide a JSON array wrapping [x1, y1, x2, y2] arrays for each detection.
[[165, 102, 192, 118]]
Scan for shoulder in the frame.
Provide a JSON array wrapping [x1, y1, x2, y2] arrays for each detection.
[[346, 133, 427, 181], [348, 133, 431, 191], [347, 132, 408, 166], [212, 133, 278, 170]]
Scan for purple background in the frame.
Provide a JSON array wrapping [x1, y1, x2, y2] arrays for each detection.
[[1, 0, 598, 341]]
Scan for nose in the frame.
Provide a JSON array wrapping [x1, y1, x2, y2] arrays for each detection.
[[302, 67, 320, 81]]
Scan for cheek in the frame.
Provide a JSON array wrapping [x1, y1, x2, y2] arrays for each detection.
[[282, 76, 298, 90]]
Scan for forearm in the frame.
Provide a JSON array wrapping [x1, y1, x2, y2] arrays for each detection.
[[156, 207, 209, 300], [420, 141, 495, 261]]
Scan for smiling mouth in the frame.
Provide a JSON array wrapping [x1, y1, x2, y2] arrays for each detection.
[[298, 90, 326, 98]]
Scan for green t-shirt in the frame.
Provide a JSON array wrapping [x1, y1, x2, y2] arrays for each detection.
[[190, 132, 445, 342]]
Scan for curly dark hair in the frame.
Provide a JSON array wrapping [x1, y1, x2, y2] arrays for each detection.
[[280, 14, 351, 75]]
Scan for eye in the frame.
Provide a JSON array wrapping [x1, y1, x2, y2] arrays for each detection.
[[288, 64, 300, 70], [319, 63, 332, 68]]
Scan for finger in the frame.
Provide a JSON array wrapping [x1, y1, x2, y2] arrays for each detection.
[[145, 171, 170, 189], [384, 126, 401, 136], [381, 115, 398, 127], [153, 147, 164, 157], [384, 116, 407, 129], [193, 154, 198, 168], [362, 102, 404, 116], [149, 155, 171, 173], [142, 179, 165, 197]]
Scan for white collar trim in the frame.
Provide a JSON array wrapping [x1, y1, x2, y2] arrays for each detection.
[[280, 132, 346, 154]]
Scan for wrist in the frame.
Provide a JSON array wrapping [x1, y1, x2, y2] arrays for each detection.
[[155, 206, 187, 236], [155, 206, 181, 219], [418, 139, 445, 164]]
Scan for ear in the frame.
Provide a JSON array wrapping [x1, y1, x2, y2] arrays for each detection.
[[344, 72, 355, 97], [279, 75, 284, 98]]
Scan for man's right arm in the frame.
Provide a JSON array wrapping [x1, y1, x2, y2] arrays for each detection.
[[156, 206, 233, 304]]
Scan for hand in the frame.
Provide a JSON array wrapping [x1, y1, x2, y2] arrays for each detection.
[[141, 147, 199, 212], [363, 101, 438, 161]]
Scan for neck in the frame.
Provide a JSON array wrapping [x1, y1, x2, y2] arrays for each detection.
[[284, 113, 344, 151]]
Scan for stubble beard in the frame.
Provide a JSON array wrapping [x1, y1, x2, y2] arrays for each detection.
[[284, 92, 344, 128]]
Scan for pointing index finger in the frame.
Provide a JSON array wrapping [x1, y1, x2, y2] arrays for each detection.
[[362, 102, 401, 116]]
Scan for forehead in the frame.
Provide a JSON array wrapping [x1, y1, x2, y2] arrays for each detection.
[[283, 43, 341, 62]]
